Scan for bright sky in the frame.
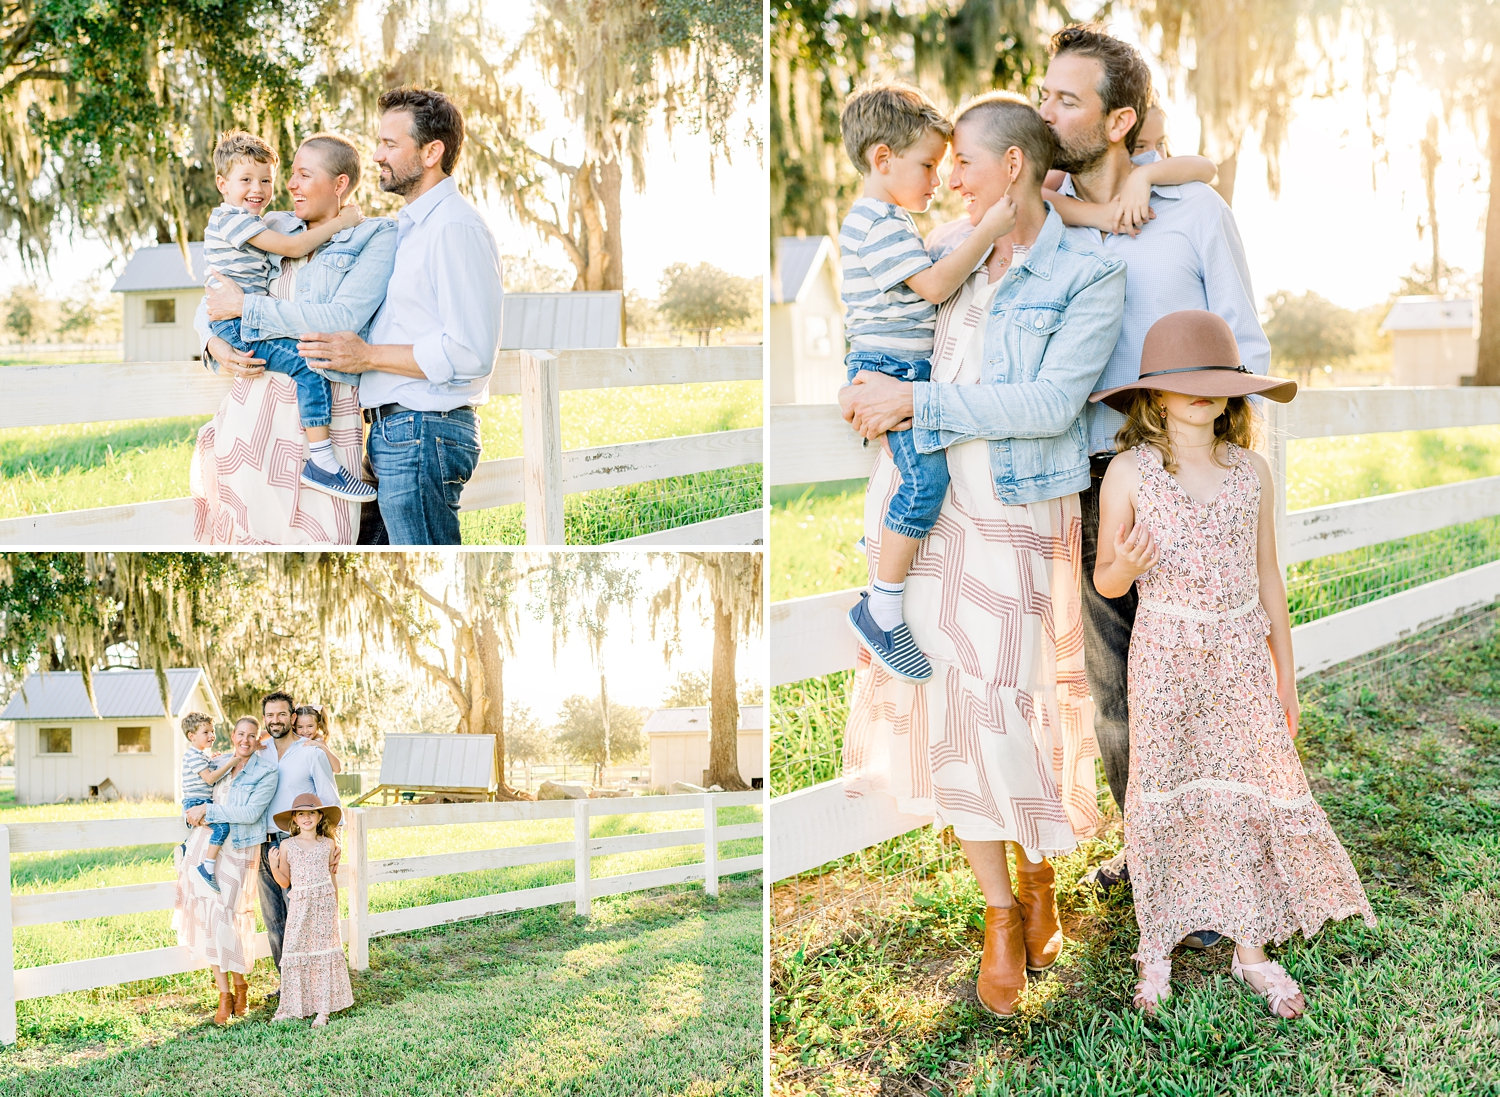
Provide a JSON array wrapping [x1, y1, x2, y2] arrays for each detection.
[[0, 2, 763, 300]]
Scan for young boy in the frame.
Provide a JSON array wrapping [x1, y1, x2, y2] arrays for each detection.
[[203, 130, 374, 502], [839, 82, 1017, 681], [179, 713, 235, 894]]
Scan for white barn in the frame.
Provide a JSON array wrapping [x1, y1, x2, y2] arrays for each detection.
[[109, 238, 622, 364], [770, 236, 844, 405], [644, 704, 764, 790], [1, 668, 223, 805], [1380, 296, 1477, 386]]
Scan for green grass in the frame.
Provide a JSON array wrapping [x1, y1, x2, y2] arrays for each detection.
[[0, 381, 763, 544], [0, 348, 123, 367], [3, 880, 763, 1096], [771, 617, 1500, 1096]]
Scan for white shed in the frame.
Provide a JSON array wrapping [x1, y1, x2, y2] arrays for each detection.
[[644, 704, 764, 790], [1380, 296, 1477, 386], [1, 668, 223, 804], [110, 244, 209, 362], [770, 236, 846, 405]]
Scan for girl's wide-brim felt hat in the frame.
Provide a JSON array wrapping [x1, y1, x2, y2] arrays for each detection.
[[273, 791, 342, 833], [1090, 309, 1298, 412]]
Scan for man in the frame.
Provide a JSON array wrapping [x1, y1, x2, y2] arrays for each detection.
[[298, 86, 504, 545], [1036, 25, 1271, 928], [193, 691, 340, 973]]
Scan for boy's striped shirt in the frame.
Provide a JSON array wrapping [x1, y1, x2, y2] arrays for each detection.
[[839, 197, 936, 359]]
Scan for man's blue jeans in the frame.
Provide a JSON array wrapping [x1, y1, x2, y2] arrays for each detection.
[[362, 406, 481, 545], [210, 317, 332, 430], [1079, 460, 1134, 813], [257, 833, 290, 968], [846, 351, 949, 538]]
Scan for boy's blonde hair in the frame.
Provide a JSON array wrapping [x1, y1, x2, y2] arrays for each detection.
[[840, 82, 953, 174], [1114, 390, 1258, 473], [213, 130, 278, 176], [180, 712, 213, 739]]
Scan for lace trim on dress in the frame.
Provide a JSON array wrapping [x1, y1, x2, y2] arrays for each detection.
[[281, 946, 346, 959], [1136, 777, 1315, 810], [1137, 595, 1261, 623]]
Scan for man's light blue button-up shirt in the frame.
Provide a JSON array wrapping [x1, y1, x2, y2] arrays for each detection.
[[361, 175, 504, 412], [258, 736, 340, 835]]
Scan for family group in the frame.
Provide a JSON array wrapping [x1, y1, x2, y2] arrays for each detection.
[[174, 695, 350, 1028], [835, 24, 1376, 1018], [191, 86, 502, 546]]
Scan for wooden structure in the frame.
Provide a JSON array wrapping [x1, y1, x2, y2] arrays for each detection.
[[350, 733, 498, 805], [109, 244, 208, 362], [1381, 296, 1478, 386], [1, 669, 222, 805], [770, 236, 845, 406], [0, 345, 763, 546], [643, 704, 765, 790], [0, 789, 764, 1043], [768, 387, 1500, 880]]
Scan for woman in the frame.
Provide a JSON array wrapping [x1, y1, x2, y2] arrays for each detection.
[[173, 718, 280, 1023], [192, 132, 397, 544], [840, 91, 1126, 1017]]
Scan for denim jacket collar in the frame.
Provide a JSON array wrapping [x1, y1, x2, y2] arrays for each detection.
[[1014, 205, 1068, 281]]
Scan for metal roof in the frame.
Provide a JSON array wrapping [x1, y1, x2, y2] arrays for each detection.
[[501, 291, 622, 350], [110, 244, 207, 293], [2, 669, 212, 721], [774, 237, 835, 305], [1380, 296, 1476, 333], [644, 704, 765, 735]]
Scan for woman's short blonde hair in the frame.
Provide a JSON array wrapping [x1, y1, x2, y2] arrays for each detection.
[[952, 91, 1055, 186], [299, 132, 361, 194]]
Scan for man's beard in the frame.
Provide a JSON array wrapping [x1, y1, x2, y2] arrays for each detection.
[[1050, 120, 1111, 176], [266, 721, 290, 739], [380, 159, 425, 196]]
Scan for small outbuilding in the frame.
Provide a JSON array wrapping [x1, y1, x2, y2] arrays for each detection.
[[644, 703, 764, 790], [770, 236, 845, 405], [1380, 296, 1477, 386], [110, 244, 209, 363], [1, 668, 222, 805]]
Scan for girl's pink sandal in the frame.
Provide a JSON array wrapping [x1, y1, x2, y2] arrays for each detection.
[[1230, 952, 1305, 1018], [1132, 956, 1172, 1015]]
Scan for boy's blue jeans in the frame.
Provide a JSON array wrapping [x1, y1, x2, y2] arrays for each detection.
[[210, 317, 332, 430], [182, 797, 231, 848], [846, 351, 950, 538]]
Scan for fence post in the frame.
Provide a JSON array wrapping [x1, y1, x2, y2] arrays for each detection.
[[0, 827, 15, 1045], [573, 799, 591, 917], [1266, 400, 1290, 584], [703, 793, 720, 899], [520, 350, 565, 545], [346, 809, 370, 972]]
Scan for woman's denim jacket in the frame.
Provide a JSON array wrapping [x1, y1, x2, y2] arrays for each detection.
[[911, 206, 1126, 504], [196, 216, 398, 386], [202, 749, 280, 851]]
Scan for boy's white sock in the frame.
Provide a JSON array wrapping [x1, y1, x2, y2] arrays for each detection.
[[308, 438, 342, 473], [868, 580, 905, 631], [202, 857, 217, 872]]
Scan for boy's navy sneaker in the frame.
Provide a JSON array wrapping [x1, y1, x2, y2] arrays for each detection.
[[300, 459, 377, 502], [1182, 930, 1222, 949], [848, 591, 933, 681], [195, 863, 222, 895]]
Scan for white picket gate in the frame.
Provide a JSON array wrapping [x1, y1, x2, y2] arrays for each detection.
[[0, 346, 764, 546], [769, 386, 1500, 880], [0, 790, 764, 1044]]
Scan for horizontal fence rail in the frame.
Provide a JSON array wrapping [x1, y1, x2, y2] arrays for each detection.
[[0, 790, 764, 1043], [768, 386, 1500, 881], [0, 347, 765, 546]]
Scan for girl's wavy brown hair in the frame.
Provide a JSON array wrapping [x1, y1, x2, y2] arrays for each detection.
[[1114, 390, 1258, 473], [290, 807, 338, 840]]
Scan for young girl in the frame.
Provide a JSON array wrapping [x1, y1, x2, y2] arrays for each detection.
[[293, 704, 343, 774], [268, 792, 353, 1026], [1091, 310, 1375, 1019]]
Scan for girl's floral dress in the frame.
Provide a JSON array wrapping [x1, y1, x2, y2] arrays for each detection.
[[1125, 443, 1375, 960]]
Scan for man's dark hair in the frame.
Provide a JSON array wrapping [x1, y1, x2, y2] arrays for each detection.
[[262, 691, 295, 713], [1050, 24, 1152, 152], [377, 86, 465, 175]]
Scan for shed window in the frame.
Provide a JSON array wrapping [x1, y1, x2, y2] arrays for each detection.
[[145, 298, 176, 325], [39, 727, 72, 754], [116, 725, 151, 753]]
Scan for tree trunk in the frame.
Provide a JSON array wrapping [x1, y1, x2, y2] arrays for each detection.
[[1477, 93, 1500, 386], [600, 154, 625, 292], [477, 615, 528, 800], [706, 600, 748, 790], [597, 669, 610, 788]]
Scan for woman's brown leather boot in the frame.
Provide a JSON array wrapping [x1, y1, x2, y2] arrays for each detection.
[[232, 979, 248, 1016], [214, 991, 234, 1025], [976, 903, 1027, 1016], [1014, 856, 1063, 973]]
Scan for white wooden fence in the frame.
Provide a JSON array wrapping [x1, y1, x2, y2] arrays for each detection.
[[0, 790, 763, 1044], [769, 387, 1500, 880], [0, 346, 764, 546]]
